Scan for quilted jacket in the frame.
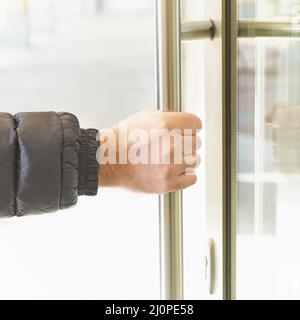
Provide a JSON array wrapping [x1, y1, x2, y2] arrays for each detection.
[[0, 112, 99, 218]]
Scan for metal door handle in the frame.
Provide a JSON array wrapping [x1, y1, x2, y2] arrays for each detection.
[[156, 0, 214, 301], [238, 20, 300, 38], [156, 0, 300, 301], [156, 0, 183, 301], [201, 239, 215, 295], [181, 19, 300, 42]]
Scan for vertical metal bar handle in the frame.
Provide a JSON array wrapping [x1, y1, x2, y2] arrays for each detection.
[[155, 0, 183, 300]]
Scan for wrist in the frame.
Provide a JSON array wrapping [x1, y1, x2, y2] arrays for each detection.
[[99, 162, 120, 188], [98, 127, 123, 189]]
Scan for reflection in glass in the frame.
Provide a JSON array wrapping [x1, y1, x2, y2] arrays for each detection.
[[237, 0, 300, 299]]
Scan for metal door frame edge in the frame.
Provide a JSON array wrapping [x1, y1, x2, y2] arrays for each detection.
[[222, 0, 237, 300]]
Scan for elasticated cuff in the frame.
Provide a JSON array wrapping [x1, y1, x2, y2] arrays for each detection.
[[78, 128, 99, 196]]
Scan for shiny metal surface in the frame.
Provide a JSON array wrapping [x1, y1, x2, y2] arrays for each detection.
[[155, 0, 183, 300], [181, 20, 215, 42], [223, 0, 238, 301], [239, 20, 300, 38], [182, 20, 300, 42]]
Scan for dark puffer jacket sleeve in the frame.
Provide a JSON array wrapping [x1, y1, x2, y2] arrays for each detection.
[[0, 112, 99, 218]]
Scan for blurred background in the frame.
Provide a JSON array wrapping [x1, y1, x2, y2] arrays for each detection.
[[0, 0, 159, 300], [0, 0, 154, 127]]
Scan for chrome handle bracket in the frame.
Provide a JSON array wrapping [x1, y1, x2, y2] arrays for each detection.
[[181, 20, 215, 42]]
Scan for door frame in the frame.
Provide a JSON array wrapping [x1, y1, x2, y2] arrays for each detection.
[[222, 0, 237, 300], [204, 0, 237, 300]]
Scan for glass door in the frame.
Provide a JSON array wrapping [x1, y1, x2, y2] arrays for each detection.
[[157, 0, 233, 300], [159, 0, 300, 300], [204, 0, 300, 300], [235, 0, 300, 299], [180, 0, 236, 300]]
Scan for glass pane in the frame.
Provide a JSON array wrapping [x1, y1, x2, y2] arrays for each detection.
[[181, 0, 207, 299], [237, 0, 300, 299], [0, 0, 158, 299]]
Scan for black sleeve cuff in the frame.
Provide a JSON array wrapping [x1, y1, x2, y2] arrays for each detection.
[[78, 128, 99, 196]]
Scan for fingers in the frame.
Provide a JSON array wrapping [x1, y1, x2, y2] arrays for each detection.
[[168, 134, 201, 160], [177, 112, 202, 132], [170, 134, 201, 162], [174, 163, 200, 191], [167, 154, 201, 177], [183, 153, 201, 168], [168, 174, 198, 193], [160, 112, 202, 134], [160, 169, 198, 194], [177, 135, 202, 155], [119, 110, 202, 194]]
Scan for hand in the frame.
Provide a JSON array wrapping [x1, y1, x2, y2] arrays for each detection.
[[98, 109, 202, 194]]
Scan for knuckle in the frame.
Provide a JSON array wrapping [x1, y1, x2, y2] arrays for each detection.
[[157, 113, 172, 130], [159, 118, 170, 130], [191, 115, 202, 129], [183, 113, 202, 129], [195, 154, 201, 167], [196, 136, 202, 149], [179, 112, 189, 121], [195, 117, 202, 130], [184, 154, 197, 166], [190, 175, 198, 186]]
